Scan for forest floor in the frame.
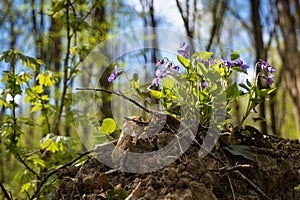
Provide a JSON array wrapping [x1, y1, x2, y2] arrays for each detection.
[[55, 116, 300, 200]]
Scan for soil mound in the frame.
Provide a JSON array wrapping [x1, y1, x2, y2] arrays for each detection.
[[55, 117, 300, 199]]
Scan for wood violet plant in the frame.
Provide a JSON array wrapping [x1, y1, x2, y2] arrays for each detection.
[[108, 42, 276, 135]]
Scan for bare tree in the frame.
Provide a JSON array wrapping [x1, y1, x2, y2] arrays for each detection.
[[206, 0, 228, 51], [273, 0, 300, 139]]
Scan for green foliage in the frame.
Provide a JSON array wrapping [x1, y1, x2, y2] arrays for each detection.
[[0, 49, 78, 198], [113, 48, 276, 131], [40, 133, 77, 153], [101, 118, 117, 135]]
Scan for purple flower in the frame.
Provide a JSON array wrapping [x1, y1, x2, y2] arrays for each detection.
[[234, 58, 249, 73], [220, 58, 234, 68], [252, 107, 257, 113], [150, 78, 160, 87], [108, 65, 123, 83], [155, 68, 167, 78], [148, 67, 168, 90], [266, 75, 275, 85], [202, 81, 208, 88], [179, 41, 185, 48], [173, 65, 180, 71], [165, 60, 171, 68], [209, 58, 217, 65], [257, 59, 276, 73], [155, 60, 163, 66], [178, 45, 190, 58]]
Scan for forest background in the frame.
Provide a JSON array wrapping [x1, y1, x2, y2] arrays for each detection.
[[0, 0, 299, 199]]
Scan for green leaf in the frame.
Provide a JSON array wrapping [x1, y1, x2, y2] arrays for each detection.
[[101, 118, 116, 135], [20, 182, 32, 193], [32, 85, 44, 94], [226, 83, 239, 101], [177, 55, 190, 69], [267, 88, 277, 95], [31, 103, 43, 113], [196, 63, 208, 75], [232, 66, 247, 74], [149, 90, 162, 99], [162, 77, 175, 90], [223, 145, 254, 161], [195, 51, 213, 60], [230, 51, 240, 60], [182, 73, 200, 82], [130, 73, 140, 90]]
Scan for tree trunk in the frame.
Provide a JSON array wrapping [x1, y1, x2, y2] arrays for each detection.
[[251, 0, 268, 134], [275, 0, 300, 139]]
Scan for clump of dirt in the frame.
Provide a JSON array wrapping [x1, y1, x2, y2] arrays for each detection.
[[55, 117, 300, 200]]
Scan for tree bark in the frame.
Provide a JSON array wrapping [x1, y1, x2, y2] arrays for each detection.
[[251, 0, 268, 134], [275, 0, 300, 139]]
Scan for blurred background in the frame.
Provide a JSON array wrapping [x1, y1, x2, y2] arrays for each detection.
[[0, 0, 299, 196]]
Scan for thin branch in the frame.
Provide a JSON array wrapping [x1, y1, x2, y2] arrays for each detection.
[[76, 87, 150, 113], [227, 7, 250, 30], [233, 170, 272, 200], [226, 174, 236, 200], [0, 182, 12, 200], [30, 150, 93, 200], [125, 181, 142, 200], [206, 0, 228, 51], [15, 153, 37, 176]]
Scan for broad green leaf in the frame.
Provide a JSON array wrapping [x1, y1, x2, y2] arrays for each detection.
[[230, 51, 240, 60], [196, 63, 208, 75], [162, 77, 175, 89], [32, 85, 43, 94], [41, 95, 50, 101], [177, 55, 190, 69], [20, 182, 32, 193], [27, 155, 46, 168], [31, 103, 43, 113], [232, 66, 247, 74], [149, 90, 162, 99], [182, 73, 200, 82], [195, 51, 213, 60], [38, 73, 46, 85], [267, 88, 277, 95], [101, 118, 116, 135], [223, 145, 254, 161], [226, 83, 239, 100]]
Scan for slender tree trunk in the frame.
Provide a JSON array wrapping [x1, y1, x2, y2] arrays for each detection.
[[276, 0, 300, 139], [251, 0, 268, 134]]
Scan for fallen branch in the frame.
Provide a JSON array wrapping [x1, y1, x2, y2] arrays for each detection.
[[233, 170, 272, 200], [126, 182, 142, 200], [30, 150, 93, 200], [226, 174, 235, 200]]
